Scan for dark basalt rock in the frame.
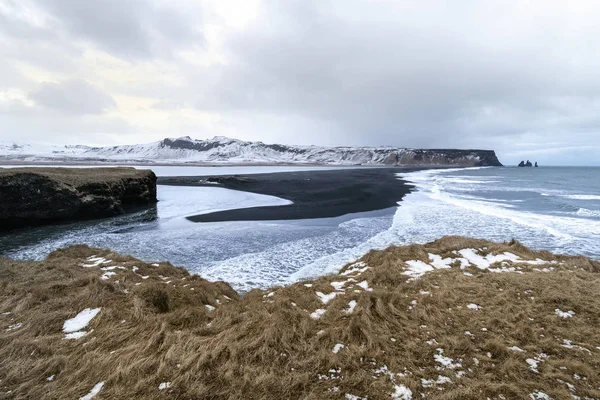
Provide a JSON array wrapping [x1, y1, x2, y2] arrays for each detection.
[[518, 160, 534, 167], [0, 167, 157, 231]]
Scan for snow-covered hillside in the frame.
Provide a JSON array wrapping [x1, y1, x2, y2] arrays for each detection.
[[0, 136, 503, 166]]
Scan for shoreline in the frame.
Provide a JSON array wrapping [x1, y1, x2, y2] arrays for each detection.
[[158, 167, 418, 222]]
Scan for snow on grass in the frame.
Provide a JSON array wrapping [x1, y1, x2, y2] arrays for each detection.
[[555, 309, 575, 318], [151, 263, 159, 267], [65, 331, 89, 340], [458, 249, 521, 269], [344, 300, 357, 314], [526, 358, 539, 372], [310, 309, 327, 320], [158, 382, 171, 390], [434, 348, 461, 369], [5, 322, 22, 331], [47, 375, 54, 381], [529, 391, 552, 399], [391, 384, 413, 399], [79, 382, 104, 400], [356, 281, 373, 292], [332, 343, 345, 354], [345, 394, 367, 400], [561, 339, 591, 353], [81, 257, 111, 268], [100, 271, 117, 280], [526, 354, 548, 373], [428, 253, 455, 269], [421, 376, 452, 388], [63, 308, 101, 339], [205, 305, 215, 312], [466, 303, 480, 311], [341, 261, 369, 276], [508, 346, 526, 352], [404, 260, 434, 278], [331, 279, 355, 291], [316, 291, 340, 304]]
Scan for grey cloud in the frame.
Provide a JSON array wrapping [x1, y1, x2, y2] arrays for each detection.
[[183, 1, 600, 159], [32, 0, 203, 59], [30, 79, 116, 115]]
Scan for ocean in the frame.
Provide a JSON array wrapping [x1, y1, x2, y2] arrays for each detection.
[[1, 165, 598, 292]]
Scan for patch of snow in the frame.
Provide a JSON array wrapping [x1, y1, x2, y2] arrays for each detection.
[[316, 291, 340, 304], [331, 279, 354, 291], [79, 382, 104, 400], [463, 272, 473, 276], [344, 300, 357, 314], [508, 346, 526, 353], [428, 253, 454, 269], [391, 384, 413, 400], [332, 343, 345, 354], [151, 263, 159, 267], [341, 261, 369, 276], [205, 305, 215, 312], [466, 303, 480, 311], [311, 309, 326, 319], [303, 284, 313, 288], [421, 376, 451, 388], [561, 339, 591, 353], [345, 394, 367, 400], [555, 309, 575, 318], [356, 280, 373, 292], [63, 308, 101, 336], [158, 382, 171, 390], [404, 260, 434, 278], [529, 391, 552, 400], [434, 348, 461, 369], [100, 271, 117, 280], [5, 322, 22, 331], [526, 359, 539, 372], [47, 375, 54, 382], [81, 257, 111, 268], [65, 331, 89, 340]]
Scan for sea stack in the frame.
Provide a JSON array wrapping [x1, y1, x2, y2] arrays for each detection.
[[0, 167, 157, 231]]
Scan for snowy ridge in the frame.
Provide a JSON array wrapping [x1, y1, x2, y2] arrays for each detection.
[[0, 136, 503, 166]]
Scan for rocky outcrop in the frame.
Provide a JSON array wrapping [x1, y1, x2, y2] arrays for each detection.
[[518, 160, 534, 167], [0, 167, 157, 231]]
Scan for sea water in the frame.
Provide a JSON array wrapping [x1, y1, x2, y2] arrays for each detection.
[[1, 165, 598, 291]]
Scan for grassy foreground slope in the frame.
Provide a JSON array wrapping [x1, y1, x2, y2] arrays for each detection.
[[1, 237, 599, 400]]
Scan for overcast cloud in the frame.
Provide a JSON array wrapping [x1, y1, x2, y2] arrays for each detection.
[[1, 0, 599, 165]]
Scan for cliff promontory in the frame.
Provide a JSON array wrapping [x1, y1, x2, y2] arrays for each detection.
[[0, 167, 157, 231]]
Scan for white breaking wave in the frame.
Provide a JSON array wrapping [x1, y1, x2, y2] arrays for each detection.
[[562, 194, 600, 200]]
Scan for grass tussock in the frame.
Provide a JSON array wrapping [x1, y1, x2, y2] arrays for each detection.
[[1, 236, 600, 399]]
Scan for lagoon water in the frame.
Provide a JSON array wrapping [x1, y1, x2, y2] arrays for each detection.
[[1, 165, 598, 291]]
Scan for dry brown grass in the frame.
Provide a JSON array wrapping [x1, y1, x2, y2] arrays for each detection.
[[1, 236, 599, 399]]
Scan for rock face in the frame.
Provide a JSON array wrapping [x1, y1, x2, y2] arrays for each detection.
[[0, 168, 157, 231]]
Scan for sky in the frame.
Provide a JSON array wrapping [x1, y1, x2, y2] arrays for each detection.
[[1, 1, 599, 165]]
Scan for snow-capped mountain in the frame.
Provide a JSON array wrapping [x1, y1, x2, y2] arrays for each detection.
[[0, 136, 503, 166]]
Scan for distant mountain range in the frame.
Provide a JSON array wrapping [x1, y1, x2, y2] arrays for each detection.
[[0, 136, 503, 166]]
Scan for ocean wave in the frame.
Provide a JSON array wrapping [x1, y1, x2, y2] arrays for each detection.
[[562, 194, 600, 200], [576, 208, 600, 217]]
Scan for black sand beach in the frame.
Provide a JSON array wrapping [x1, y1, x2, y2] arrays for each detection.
[[158, 167, 417, 222]]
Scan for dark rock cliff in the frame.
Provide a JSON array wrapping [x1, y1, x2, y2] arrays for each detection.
[[0, 168, 157, 231]]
